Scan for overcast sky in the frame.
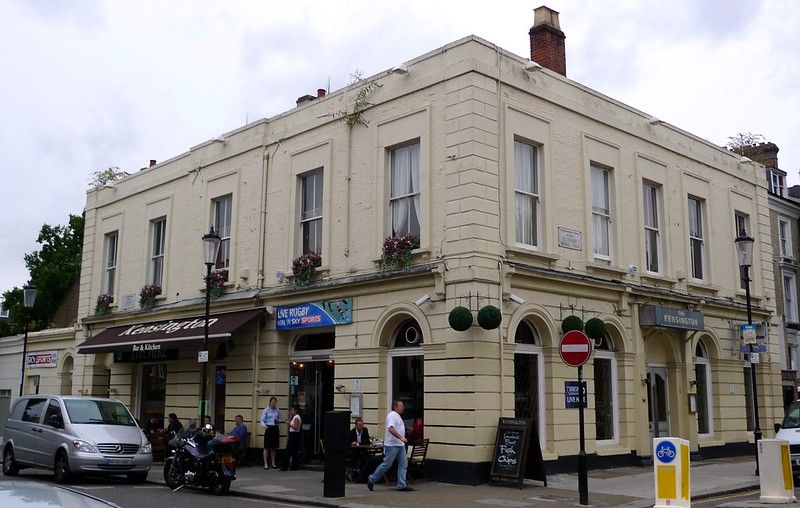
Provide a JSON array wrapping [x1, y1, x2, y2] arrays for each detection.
[[1, 0, 798, 292]]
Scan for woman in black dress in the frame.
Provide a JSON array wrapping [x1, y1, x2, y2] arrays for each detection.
[[260, 397, 281, 469]]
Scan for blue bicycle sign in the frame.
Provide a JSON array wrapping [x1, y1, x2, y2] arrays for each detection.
[[656, 441, 677, 463]]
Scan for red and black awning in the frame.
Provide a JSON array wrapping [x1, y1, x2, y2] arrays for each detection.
[[77, 308, 265, 354]]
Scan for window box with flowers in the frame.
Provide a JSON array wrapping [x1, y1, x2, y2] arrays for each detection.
[[95, 294, 113, 316], [381, 234, 420, 271], [139, 283, 162, 310], [207, 269, 228, 300], [291, 252, 322, 287]]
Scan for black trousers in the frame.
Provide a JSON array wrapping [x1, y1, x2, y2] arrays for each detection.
[[283, 432, 301, 470]]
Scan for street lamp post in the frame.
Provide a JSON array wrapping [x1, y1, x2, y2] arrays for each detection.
[[735, 231, 761, 474], [199, 227, 221, 425], [18, 283, 38, 397]]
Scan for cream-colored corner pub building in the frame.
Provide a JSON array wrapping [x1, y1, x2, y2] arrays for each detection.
[[67, 7, 782, 484]]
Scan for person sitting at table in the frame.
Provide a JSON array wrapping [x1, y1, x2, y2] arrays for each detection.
[[350, 418, 371, 447]]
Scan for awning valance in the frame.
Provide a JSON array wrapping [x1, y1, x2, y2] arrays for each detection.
[[77, 308, 265, 354]]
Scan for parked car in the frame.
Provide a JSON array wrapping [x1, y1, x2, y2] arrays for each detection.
[[775, 399, 800, 472], [0, 479, 119, 507], [1, 395, 152, 483]]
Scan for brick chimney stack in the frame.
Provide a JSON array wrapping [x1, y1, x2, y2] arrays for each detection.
[[739, 142, 779, 168], [529, 6, 566, 76]]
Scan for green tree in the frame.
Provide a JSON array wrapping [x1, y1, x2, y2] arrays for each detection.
[[0, 213, 84, 337], [726, 132, 766, 155]]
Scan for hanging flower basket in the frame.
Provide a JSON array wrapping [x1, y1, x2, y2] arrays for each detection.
[[561, 315, 584, 333], [381, 234, 420, 271], [292, 252, 322, 287], [139, 283, 162, 309], [449, 306, 473, 331], [585, 317, 606, 340], [207, 269, 228, 300], [477, 305, 502, 330], [95, 294, 113, 316]]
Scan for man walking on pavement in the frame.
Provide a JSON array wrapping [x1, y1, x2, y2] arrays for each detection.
[[367, 400, 414, 492]]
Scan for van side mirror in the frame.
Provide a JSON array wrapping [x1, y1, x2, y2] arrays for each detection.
[[775, 422, 782, 434], [48, 414, 63, 429]]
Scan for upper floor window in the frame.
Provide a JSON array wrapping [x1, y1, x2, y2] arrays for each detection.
[[591, 165, 612, 263], [514, 140, 540, 248], [688, 196, 705, 280], [149, 217, 166, 286], [735, 212, 750, 290], [769, 169, 786, 196], [300, 170, 323, 255], [103, 231, 118, 296], [0, 300, 8, 319], [784, 271, 798, 323], [780, 218, 793, 260], [212, 194, 232, 269], [643, 183, 661, 273], [389, 142, 420, 238]]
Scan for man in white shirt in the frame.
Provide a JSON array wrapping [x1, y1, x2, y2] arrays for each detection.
[[367, 400, 414, 492]]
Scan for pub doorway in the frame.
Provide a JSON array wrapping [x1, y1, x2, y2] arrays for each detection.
[[646, 365, 670, 440], [289, 333, 335, 460], [388, 320, 424, 440], [209, 364, 227, 432], [138, 363, 166, 426]]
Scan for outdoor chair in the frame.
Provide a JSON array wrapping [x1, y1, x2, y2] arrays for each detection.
[[406, 439, 429, 484]]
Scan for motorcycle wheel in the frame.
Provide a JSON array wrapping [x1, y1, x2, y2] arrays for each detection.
[[208, 471, 231, 496], [163, 458, 183, 489]]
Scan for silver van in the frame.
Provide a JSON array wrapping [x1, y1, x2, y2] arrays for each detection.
[[1, 396, 152, 483]]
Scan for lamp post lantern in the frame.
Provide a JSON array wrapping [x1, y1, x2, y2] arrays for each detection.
[[200, 227, 221, 424], [18, 282, 37, 397], [735, 231, 761, 474]]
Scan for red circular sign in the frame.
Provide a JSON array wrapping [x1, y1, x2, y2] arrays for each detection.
[[559, 330, 593, 367]]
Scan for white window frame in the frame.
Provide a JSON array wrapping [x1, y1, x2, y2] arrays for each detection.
[[734, 212, 750, 290], [787, 343, 798, 372], [148, 217, 166, 286], [591, 165, 612, 263], [643, 182, 661, 274], [514, 341, 546, 451], [514, 139, 540, 249], [784, 270, 798, 323], [212, 194, 232, 269], [688, 196, 705, 281], [780, 218, 793, 260], [103, 231, 118, 296], [389, 142, 421, 238], [694, 342, 714, 438], [770, 170, 786, 196], [593, 347, 619, 445], [299, 169, 324, 255]]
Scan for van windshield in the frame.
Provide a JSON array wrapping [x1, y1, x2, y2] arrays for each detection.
[[782, 401, 800, 429], [64, 399, 136, 426]]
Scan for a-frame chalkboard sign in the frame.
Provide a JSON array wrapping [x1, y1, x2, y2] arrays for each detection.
[[489, 417, 546, 487]]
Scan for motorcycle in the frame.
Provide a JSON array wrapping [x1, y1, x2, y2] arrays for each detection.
[[163, 424, 239, 496]]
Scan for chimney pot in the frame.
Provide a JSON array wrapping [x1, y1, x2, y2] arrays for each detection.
[[529, 6, 567, 76], [149, 159, 157, 167], [317, 88, 326, 98]]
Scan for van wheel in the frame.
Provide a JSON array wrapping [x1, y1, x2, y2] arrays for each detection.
[[3, 447, 19, 476], [53, 451, 71, 484], [127, 472, 148, 484]]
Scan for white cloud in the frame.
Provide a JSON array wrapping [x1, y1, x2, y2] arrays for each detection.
[[1, 0, 798, 290]]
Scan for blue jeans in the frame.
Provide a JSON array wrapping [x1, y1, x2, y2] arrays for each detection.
[[368, 445, 407, 489]]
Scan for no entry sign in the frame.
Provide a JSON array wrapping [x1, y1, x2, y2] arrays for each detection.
[[559, 330, 593, 367]]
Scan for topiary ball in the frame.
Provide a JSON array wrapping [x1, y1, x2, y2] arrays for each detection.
[[477, 305, 502, 330], [584, 317, 606, 340], [448, 306, 473, 331], [561, 315, 584, 333]]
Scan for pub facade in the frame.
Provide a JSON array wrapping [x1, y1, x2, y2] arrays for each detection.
[[70, 9, 782, 484]]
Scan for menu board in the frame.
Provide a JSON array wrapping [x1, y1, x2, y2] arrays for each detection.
[[489, 417, 546, 487]]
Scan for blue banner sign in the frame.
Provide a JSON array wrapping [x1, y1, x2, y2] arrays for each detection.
[[565, 381, 587, 409], [741, 343, 767, 353], [276, 298, 353, 330]]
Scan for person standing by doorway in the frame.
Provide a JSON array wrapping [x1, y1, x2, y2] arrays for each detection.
[[260, 397, 282, 470], [367, 400, 414, 492], [282, 405, 302, 471]]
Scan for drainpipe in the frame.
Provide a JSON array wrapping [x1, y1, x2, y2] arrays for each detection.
[[343, 127, 352, 257], [257, 149, 270, 288], [252, 315, 261, 433]]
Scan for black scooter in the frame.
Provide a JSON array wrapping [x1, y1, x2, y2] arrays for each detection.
[[163, 425, 239, 496]]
